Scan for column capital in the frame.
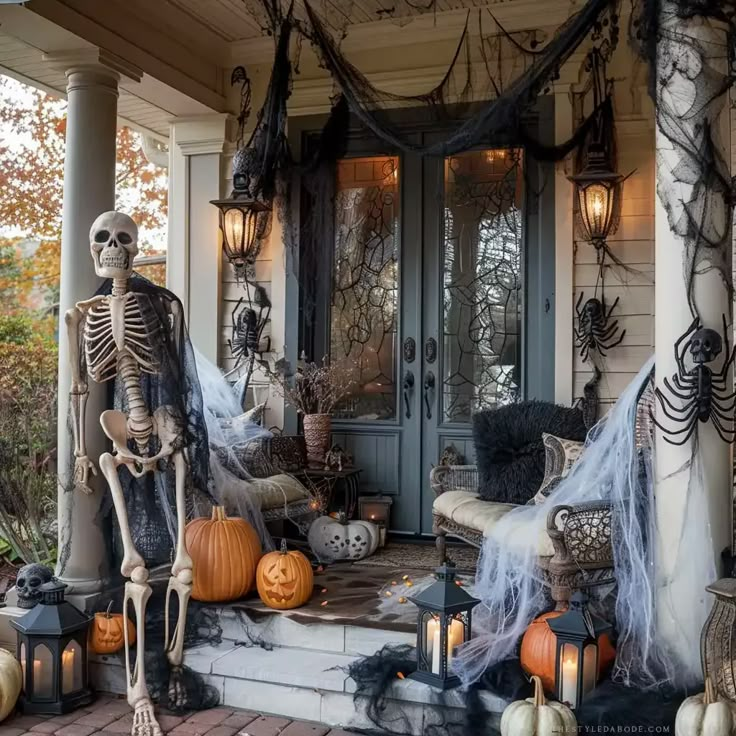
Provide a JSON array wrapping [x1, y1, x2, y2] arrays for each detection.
[[43, 48, 143, 87], [170, 113, 235, 156]]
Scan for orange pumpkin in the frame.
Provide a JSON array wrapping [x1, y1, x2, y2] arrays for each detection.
[[185, 506, 262, 602], [90, 603, 136, 655], [256, 540, 314, 610], [520, 610, 616, 692]]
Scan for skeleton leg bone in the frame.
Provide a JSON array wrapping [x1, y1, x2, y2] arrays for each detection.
[[99, 452, 161, 736]]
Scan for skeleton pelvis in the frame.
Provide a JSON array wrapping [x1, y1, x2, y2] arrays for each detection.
[[100, 406, 182, 469]]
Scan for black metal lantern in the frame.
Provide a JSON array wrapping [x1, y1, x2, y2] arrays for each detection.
[[11, 581, 94, 714], [547, 591, 613, 709], [409, 562, 479, 690], [210, 194, 270, 278], [568, 144, 624, 254]]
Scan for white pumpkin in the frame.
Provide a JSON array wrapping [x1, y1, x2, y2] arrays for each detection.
[[0, 647, 22, 722], [675, 677, 736, 736], [500, 675, 577, 736], [308, 513, 380, 562]]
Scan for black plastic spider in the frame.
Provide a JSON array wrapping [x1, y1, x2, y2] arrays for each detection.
[[573, 292, 626, 363], [654, 316, 736, 445]]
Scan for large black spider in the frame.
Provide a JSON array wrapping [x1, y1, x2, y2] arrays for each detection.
[[226, 284, 271, 404], [654, 316, 736, 445], [573, 292, 626, 363]]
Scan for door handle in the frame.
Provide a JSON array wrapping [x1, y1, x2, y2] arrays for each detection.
[[403, 370, 415, 419], [423, 371, 435, 420]]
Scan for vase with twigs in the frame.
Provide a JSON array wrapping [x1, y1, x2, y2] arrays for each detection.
[[264, 353, 355, 467]]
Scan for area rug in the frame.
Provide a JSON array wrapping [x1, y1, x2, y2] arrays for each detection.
[[354, 541, 479, 571]]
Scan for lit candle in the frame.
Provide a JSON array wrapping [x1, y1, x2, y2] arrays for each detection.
[[560, 646, 579, 708], [428, 616, 464, 675], [62, 649, 75, 693], [445, 618, 464, 670]]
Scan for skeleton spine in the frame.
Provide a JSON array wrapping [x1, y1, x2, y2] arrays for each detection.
[[118, 351, 153, 454]]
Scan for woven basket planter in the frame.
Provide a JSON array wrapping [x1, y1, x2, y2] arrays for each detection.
[[303, 413, 331, 468]]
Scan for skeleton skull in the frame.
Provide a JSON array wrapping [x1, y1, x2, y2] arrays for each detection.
[[690, 327, 722, 364], [89, 211, 139, 279], [15, 563, 54, 609]]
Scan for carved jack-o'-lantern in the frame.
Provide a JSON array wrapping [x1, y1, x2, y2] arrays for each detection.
[[90, 602, 136, 655], [256, 540, 314, 610]]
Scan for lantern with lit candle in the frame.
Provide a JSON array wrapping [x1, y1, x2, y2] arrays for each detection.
[[11, 581, 94, 714], [409, 562, 479, 690], [568, 142, 623, 256], [547, 591, 612, 709], [210, 194, 270, 279], [358, 495, 393, 547]]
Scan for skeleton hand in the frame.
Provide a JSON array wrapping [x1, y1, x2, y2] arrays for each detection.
[[74, 455, 97, 493]]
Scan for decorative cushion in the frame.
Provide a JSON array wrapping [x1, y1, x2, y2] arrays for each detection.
[[473, 401, 588, 505], [214, 438, 274, 479], [270, 435, 307, 472], [530, 433, 585, 505], [246, 474, 310, 510], [432, 491, 553, 557]]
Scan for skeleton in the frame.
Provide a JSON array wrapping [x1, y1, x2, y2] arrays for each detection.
[[67, 212, 192, 736], [573, 292, 626, 363], [654, 316, 736, 445], [15, 563, 54, 609]]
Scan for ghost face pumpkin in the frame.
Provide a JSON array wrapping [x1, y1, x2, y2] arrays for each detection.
[[307, 514, 380, 563], [256, 542, 313, 610]]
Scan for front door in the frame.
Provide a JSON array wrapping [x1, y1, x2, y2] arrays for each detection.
[[318, 130, 554, 536]]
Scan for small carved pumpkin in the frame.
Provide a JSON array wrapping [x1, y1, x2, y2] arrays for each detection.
[[520, 609, 616, 692], [256, 540, 314, 610], [500, 675, 577, 736], [185, 506, 262, 602], [675, 677, 736, 736], [0, 647, 22, 722], [307, 513, 379, 562], [90, 602, 136, 655]]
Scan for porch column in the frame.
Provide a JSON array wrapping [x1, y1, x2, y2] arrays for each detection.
[[47, 52, 140, 595], [167, 114, 231, 363], [653, 6, 732, 681]]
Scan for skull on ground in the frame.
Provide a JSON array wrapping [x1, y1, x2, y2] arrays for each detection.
[[89, 211, 139, 279]]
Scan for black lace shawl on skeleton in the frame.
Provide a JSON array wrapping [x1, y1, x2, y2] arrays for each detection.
[[59, 274, 213, 575]]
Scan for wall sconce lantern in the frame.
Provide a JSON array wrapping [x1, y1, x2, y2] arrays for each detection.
[[11, 581, 94, 714], [358, 495, 393, 547], [210, 194, 271, 279], [568, 142, 624, 257], [409, 562, 479, 690], [547, 591, 612, 709]]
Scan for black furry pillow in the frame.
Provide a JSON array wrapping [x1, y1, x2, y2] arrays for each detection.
[[473, 401, 588, 504]]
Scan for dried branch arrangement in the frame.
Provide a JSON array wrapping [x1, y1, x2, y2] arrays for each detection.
[[264, 353, 356, 415]]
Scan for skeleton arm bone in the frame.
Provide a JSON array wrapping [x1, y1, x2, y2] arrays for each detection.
[[66, 306, 97, 491]]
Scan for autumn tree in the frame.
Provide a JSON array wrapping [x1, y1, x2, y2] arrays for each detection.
[[0, 75, 168, 307]]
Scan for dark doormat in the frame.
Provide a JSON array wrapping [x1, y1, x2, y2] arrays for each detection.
[[353, 542, 478, 571]]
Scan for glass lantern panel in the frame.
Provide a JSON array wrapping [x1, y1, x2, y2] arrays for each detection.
[[419, 611, 437, 673], [582, 642, 598, 697], [558, 642, 580, 709], [224, 207, 245, 254], [20, 642, 26, 687], [582, 183, 611, 238], [445, 615, 465, 672], [32, 643, 54, 699], [62, 640, 83, 694]]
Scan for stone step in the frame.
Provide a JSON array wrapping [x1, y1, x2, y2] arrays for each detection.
[[216, 606, 416, 656]]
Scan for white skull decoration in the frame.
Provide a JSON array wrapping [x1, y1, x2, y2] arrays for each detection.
[[89, 211, 139, 279]]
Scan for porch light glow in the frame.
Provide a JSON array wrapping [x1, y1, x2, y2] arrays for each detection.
[[210, 195, 270, 277], [568, 145, 623, 252], [11, 581, 94, 715], [409, 562, 479, 690], [547, 591, 612, 709]]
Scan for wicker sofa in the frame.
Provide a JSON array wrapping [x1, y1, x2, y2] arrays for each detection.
[[431, 373, 655, 608]]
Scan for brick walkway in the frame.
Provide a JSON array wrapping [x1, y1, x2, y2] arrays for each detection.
[[0, 694, 356, 736]]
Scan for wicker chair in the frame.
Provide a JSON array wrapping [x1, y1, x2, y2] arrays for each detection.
[[431, 372, 656, 608]]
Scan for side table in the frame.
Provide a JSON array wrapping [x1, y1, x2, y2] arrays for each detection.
[[295, 467, 362, 518]]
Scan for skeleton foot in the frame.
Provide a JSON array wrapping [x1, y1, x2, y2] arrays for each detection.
[[132, 699, 162, 736]]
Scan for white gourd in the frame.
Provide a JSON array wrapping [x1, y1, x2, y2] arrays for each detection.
[[675, 677, 736, 736], [500, 675, 577, 736], [308, 514, 380, 562], [0, 647, 22, 722]]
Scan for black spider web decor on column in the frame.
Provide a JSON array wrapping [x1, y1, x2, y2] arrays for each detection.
[[442, 149, 524, 422]]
